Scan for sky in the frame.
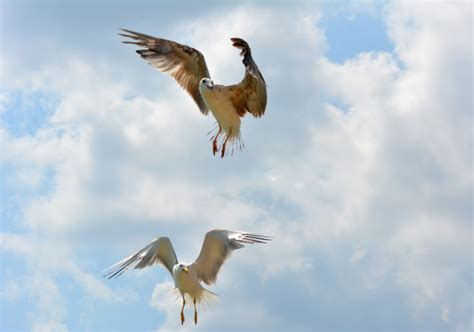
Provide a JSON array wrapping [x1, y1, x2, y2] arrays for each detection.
[[0, 1, 472, 331]]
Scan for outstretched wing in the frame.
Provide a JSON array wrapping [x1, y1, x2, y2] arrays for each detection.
[[119, 28, 211, 114], [225, 38, 267, 118], [103, 237, 178, 279], [190, 229, 272, 285]]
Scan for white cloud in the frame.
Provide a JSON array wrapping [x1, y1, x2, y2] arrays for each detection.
[[350, 245, 367, 263], [0, 232, 138, 332], [1, 1, 471, 331], [149, 281, 182, 330], [27, 275, 66, 331]]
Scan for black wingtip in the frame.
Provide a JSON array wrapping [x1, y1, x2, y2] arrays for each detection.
[[241, 233, 274, 244], [230, 37, 247, 44], [118, 28, 131, 36], [230, 37, 249, 51]]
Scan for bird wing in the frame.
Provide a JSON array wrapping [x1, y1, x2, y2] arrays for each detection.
[[119, 28, 211, 115], [224, 38, 267, 118], [103, 237, 178, 279], [190, 229, 272, 285]]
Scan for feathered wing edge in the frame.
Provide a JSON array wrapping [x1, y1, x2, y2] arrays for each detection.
[[227, 38, 267, 118], [102, 237, 178, 279], [119, 28, 211, 115], [192, 230, 273, 286], [230, 38, 266, 84], [233, 232, 273, 244]]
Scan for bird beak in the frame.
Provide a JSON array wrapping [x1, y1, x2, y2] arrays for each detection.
[[183, 266, 189, 273]]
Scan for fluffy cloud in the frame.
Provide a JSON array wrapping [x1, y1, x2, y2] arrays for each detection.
[[1, 1, 471, 331]]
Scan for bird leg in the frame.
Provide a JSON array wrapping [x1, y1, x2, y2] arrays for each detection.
[[221, 129, 232, 158], [212, 127, 222, 156], [193, 298, 198, 325], [180, 297, 186, 325]]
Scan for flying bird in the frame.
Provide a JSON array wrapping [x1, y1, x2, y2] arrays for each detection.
[[103, 229, 272, 325], [119, 29, 267, 157]]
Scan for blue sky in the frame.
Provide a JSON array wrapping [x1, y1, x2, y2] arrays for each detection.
[[1, 1, 472, 331]]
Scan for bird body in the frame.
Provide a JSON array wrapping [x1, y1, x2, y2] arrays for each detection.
[[199, 81, 243, 152], [172, 263, 213, 302], [104, 229, 271, 325], [119, 29, 267, 157]]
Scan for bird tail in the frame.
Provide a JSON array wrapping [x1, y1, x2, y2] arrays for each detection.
[[198, 288, 219, 310], [178, 288, 219, 310], [207, 124, 245, 157]]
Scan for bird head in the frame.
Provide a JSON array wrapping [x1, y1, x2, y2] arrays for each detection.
[[175, 263, 189, 274], [199, 78, 214, 90]]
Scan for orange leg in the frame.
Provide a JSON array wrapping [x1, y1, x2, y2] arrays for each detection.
[[193, 298, 198, 325], [212, 127, 222, 156], [180, 297, 185, 325]]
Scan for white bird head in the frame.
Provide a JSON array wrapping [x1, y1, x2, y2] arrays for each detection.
[[173, 263, 189, 275], [199, 78, 214, 90]]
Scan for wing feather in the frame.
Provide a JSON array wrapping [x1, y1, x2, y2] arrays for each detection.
[[120, 28, 211, 114], [103, 237, 178, 279], [225, 38, 267, 118], [190, 229, 272, 285]]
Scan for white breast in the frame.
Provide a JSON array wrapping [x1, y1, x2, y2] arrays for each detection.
[[200, 86, 241, 138], [174, 269, 200, 295]]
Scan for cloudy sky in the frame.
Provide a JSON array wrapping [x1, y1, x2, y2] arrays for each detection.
[[0, 1, 472, 331]]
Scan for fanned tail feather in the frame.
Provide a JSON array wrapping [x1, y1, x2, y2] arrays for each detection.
[[207, 124, 244, 157], [174, 288, 219, 310]]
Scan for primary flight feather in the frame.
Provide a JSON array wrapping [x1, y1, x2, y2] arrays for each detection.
[[119, 29, 267, 157], [103, 229, 272, 325]]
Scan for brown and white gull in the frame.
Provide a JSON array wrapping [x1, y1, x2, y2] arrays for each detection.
[[119, 29, 267, 157]]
